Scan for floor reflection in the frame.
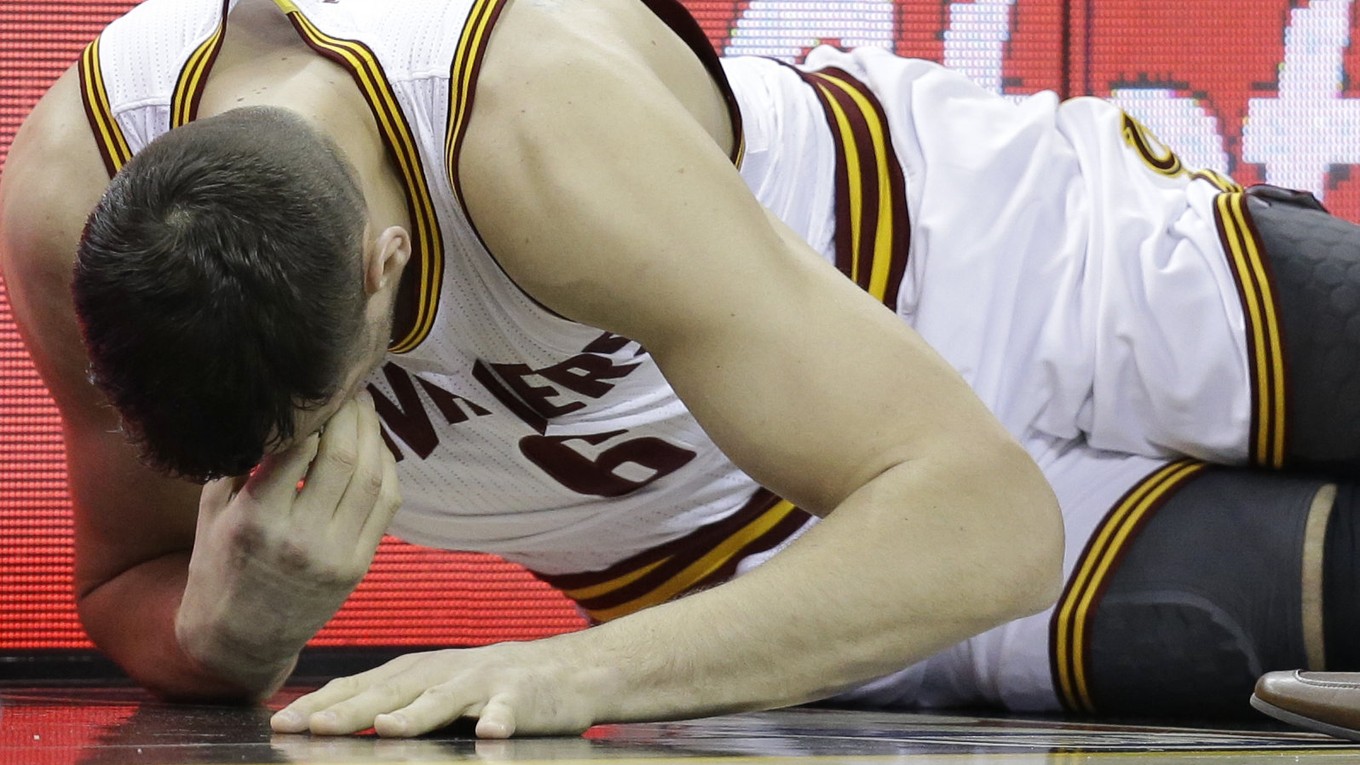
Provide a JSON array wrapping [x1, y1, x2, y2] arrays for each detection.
[[2, 687, 1358, 765]]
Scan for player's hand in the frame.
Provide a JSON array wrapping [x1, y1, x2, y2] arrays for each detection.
[[175, 391, 402, 688], [270, 640, 603, 738]]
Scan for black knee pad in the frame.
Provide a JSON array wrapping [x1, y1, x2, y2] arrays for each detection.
[[1245, 186, 1360, 474], [1085, 467, 1322, 717]]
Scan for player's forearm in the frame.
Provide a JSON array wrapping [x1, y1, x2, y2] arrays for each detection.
[[577, 441, 1063, 722], [78, 552, 296, 702], [270, 433, 1062, 738]]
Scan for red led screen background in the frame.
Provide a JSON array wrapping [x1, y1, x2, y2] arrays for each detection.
[[2, 1, 1359, 660]]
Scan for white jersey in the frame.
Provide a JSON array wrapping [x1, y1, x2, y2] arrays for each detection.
[[82, 0, 1274, 714], [83, 0, 816, 626], [730, 47, 1260, 465]]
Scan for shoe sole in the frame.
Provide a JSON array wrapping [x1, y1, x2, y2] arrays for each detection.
[[1250, 692, 1360, 742]]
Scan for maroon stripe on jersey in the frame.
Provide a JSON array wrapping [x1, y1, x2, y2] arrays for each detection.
[[283, 9, 444, 355], [647, 503, 811, 600], [794, 64, 911, 312], [1049, 459, 1206, 713], [1214, 192, 1288, 469], [801, 73, 857, 283], [444, 0, 511, 209], [527, 487, 805, 601], [539, 489, 789, 590], [567, 503, 808, 614], [637, 0, 745, 165], [79, 37, 130, 178], [170, 0, 230, 128], [535, 491, 812, 622]]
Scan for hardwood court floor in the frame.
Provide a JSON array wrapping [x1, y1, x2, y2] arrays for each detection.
[[5, 686, 1360, 765]]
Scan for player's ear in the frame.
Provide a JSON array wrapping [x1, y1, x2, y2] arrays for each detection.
[[364, 226, 412, 296]]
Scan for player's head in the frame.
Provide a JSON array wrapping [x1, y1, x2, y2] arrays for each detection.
[[73, 106, 401, 482]]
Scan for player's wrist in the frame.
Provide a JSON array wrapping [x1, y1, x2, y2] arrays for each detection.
[[546, 622, 698, 726], [174, 596, 302, 696]]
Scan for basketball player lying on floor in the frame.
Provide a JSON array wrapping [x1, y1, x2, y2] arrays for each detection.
[[2, 0, 1358, 739]]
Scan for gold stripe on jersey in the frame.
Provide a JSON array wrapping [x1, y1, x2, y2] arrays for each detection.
[[636, 0, 745, 167], [1121, 113, 1242, 193], [444, 0, 509, 210], [562, 558, 669, 602], [441, 0, 745, 206], [536, 491, 812, 623], [1216, 191, 1288, 468], [583, 502, 796, 622], [1122, 113, 1182, 177], [170, 5, 229, 128], [1050, 459, 1206, 713], [1192, 168, 1242, 194], [79, 36, 133, 177], [275, 0, 444, 355], [799, 67, 910, 311]]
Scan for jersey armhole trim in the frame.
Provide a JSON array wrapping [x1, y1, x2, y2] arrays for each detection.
[[79, 36, 132, 178], [441, 0, 746, 324], [279, 0, 447, 355], [170, 1, 231, 129]]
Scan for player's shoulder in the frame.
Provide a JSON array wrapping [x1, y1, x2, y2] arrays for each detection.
[[477, 0, 690, 91], [1, 65, 111, 280], [469, 0, 730, 159], [0, 65, 114, 412]]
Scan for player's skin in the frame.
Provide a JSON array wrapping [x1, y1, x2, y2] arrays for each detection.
[[0, 0, 1063, 738]]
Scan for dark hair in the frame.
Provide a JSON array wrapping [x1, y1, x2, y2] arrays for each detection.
[[73, 107, 369, 482]]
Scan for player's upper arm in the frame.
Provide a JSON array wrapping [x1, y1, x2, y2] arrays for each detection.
[[1, 70, 111, 421], [0, 67, 201, 599], [459, 14, 1021, 516]]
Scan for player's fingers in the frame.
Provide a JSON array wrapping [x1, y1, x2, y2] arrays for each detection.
[[357, 406, 402, 549], [474, 695, 517, 739], [271, 661, 416, 734], [271, 683, 355, 733], [197, 475, 242, 514], [294, 397, 365, 523], [373, 684, 481, 738], [243, 432, 320, 510], [307, 679, 437, 736], [331, 391, 393, 540]]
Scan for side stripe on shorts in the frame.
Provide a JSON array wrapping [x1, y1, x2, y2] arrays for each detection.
[[1122, 116, 1279, 466], [798, 66, 911, 311], [79, 36, 132, 177], [1215, 191, 1288, 469], [276, 0, 445, 355], [1050, 459, 1207, 713], [534, 490, 812, 623]]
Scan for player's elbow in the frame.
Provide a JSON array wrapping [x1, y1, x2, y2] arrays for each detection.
[[971, 438, 1065, 621], [76, 589, 279, 705]]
